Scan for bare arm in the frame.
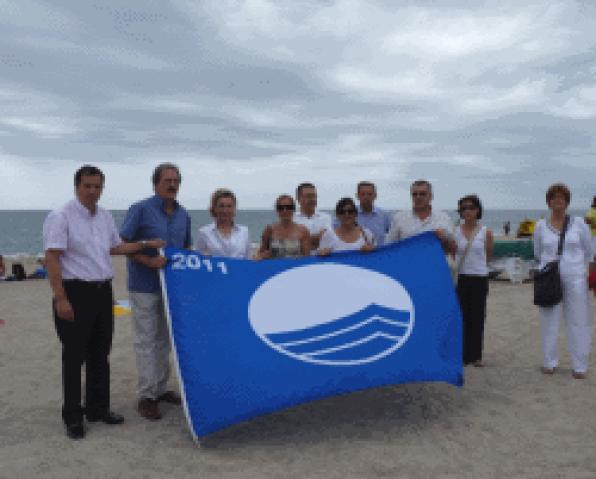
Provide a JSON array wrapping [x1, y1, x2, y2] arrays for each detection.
[[435, 228, 457, 255], [116, 239, 167, 269], [309, 230, 326, 250], [45, 249, 74, 321], [110, 238, 165, 256], [129, 253, 168, 269], [256, 225, 273, 259]]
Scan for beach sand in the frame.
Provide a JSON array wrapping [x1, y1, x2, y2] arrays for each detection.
[[1, 257, 595, 478]]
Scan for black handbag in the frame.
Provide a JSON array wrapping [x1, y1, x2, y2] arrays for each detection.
[[533, 216, 569, 307]]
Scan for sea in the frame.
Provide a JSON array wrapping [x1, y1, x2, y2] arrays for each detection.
[[0, 208, 586, 257]]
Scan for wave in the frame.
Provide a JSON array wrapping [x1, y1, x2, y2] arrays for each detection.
[[265, 303, 411, 361]]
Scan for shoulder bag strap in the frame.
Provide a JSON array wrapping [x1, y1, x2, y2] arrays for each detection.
[[556, 215, 570, 257], [359, 226, 373, 245]]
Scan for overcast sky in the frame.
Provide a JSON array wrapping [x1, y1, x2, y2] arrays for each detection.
[[1, 1, 594, 210]]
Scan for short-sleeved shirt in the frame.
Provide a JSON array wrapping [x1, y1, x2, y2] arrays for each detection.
[[293, 210, 332, 235], [194, 223, 251, 258], [43, 198, 122, 281], [120, 195, 192, 293], [334, 206, 392, 246], [385, 209, 454, 244]]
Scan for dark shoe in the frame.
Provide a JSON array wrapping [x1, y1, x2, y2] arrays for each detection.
[[86, 411, 124, 425], [541, 366, 556, 375], [158, 390, 182, 405], [65, 422, 85, 440], [137, 398, 161, 421], [572, 371, 586, 379]]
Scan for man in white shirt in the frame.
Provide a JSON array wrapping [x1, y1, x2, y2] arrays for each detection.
[[386, 179, 455, 252], [293, 182, 332, 252], [43, 165, 163, 440]]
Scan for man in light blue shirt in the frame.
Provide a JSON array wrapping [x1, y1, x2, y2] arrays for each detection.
[[120, 163, 191, 421], [335, 181, 392, 246]]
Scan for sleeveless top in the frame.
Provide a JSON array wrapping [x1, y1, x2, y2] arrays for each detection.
[[454, 225, 488, 276], [270, 238, 302, 258], [319, 228, 374, 252]]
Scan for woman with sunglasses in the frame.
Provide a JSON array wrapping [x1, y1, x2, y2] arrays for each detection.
[[257, 195, 310, 259], [534, 183, 592, 378], [195, 188, 251, 258], [453, 194, 493, 367], [318, 198, 376, 255]]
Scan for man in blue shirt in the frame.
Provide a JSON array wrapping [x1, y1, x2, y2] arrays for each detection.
[[334, 181, 392, 246], [120, 163, 191, 421]]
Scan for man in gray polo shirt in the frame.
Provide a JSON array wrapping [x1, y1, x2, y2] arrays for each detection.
[[44, 165, 163, 439]]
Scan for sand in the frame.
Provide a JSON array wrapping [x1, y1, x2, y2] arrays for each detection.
[[1, 256, 595, 478]]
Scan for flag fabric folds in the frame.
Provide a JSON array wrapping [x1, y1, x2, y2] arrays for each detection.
[[160, 232, 463, 440]]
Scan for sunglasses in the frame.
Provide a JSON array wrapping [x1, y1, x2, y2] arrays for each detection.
[[460, 205, 477, 211], [338, 208, 357, 215], [276, 204, 295, 212]]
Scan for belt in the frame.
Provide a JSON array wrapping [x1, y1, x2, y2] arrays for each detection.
[[63, 279, 112, 288]]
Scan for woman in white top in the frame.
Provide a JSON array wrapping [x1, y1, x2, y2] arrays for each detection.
[[453, 194, 493, 367], [319, 198, 375, 255], [533, 183, 592, 378], [195, 189, 251, 259]]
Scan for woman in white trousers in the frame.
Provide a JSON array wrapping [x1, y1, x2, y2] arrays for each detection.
[[533, 183, 593, 378]]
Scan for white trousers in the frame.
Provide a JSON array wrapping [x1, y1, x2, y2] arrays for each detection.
[[539, 273, 592, 373], [130, 292, 171, 400]]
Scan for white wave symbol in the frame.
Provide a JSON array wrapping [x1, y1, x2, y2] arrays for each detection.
[[264, 304, 413, 364]]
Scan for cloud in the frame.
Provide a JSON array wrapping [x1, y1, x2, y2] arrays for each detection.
[[1, 0, 595, 210], [1, 117, 78, 138]]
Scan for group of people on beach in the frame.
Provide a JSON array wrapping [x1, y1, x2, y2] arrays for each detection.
[[41, 163, 595, 440]]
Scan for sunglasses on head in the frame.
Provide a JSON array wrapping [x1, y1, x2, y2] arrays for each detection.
[[276, 204, 295, 212], [338, 208, 357, 215]]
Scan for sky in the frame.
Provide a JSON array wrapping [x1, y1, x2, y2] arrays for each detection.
[[0, 0, 594, 210]]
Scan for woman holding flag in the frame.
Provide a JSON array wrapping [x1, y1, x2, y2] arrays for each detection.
[[257, 194, 310, 259], [318, 197, 376, 255], [195, 188, 251, 259]]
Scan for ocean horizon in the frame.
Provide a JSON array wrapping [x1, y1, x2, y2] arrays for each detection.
[[0, 208, 586, 256]]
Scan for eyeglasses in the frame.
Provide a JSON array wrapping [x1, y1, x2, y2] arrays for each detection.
[[460, 205, 477, 211], [276, 204, 295, 212], [338, 208, 357, 215], [411, 192, 428, 197]]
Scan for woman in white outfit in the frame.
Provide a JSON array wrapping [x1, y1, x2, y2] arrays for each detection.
[[318, 197, 376, 254], [195, 188, 251, 259], [533, 183, 593, 379], [454, 194, 493, 367]]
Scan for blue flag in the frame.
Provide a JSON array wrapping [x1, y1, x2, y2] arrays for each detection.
[[161, 232, 463, 439]]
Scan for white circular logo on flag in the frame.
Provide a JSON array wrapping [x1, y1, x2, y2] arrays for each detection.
[[248, 264, 415, 366]]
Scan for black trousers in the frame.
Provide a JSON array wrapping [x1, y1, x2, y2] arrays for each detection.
[[53, 280, 114, 424], [456, 275, 489, 365]]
